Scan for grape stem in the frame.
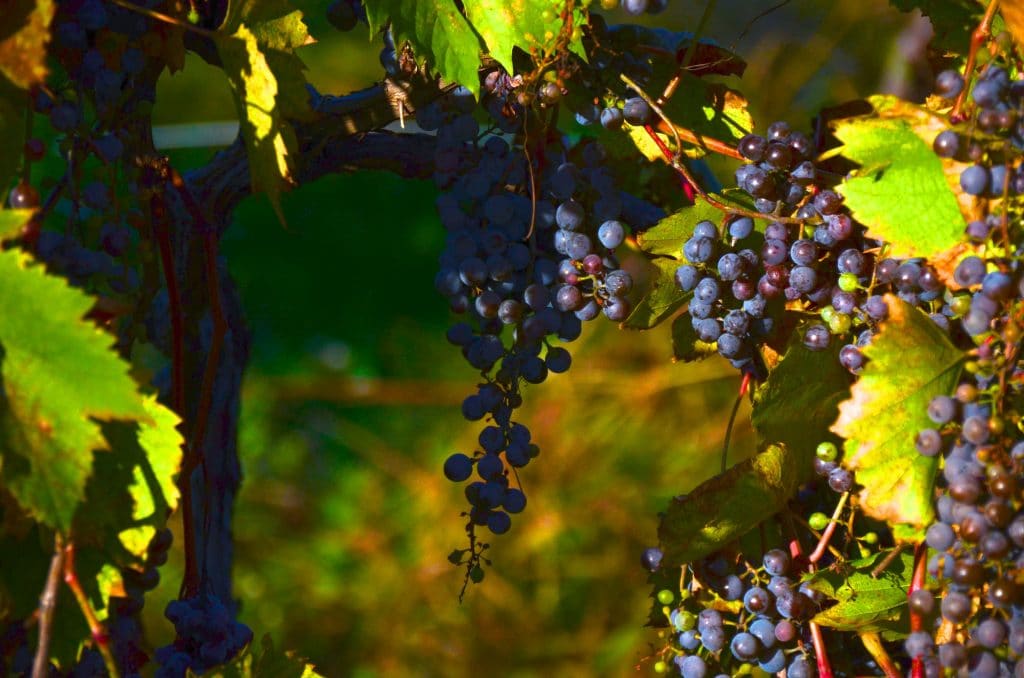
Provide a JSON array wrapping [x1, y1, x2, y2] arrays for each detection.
[[950, 0, 1001, 121], [808, 491, 849, 564], [859, 632, 901, 678], [30, 534, 65, 678], [781, 513, 834, 678], [621, 74, 808, 224], [907, 542, 928, 678], [105, 0, 220, 39], [720, 389, 744, 473], [62, 539, 120, 678]]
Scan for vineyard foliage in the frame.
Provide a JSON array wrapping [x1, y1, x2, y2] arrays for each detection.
[[1, 0, 1024, 675]]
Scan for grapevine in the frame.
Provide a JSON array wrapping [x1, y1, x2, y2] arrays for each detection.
[[1, 0, 1024, 676]]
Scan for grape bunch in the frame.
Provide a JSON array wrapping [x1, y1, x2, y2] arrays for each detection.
[[911, 383, 1024, 673], [425, 80, 635, 567], [155, 593, 254, 677], [644, 547, 821, 677]]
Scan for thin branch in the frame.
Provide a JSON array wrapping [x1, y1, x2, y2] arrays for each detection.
[[106, 0, 219, 39], [808, 491, 849, 564], [950, 0, 1001, 121], [31, 535, 65, 678], [63, 541, 120, 678]]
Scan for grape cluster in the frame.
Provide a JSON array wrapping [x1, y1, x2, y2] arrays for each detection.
[[912, 384, 1024, 673], [155, 593, 254, 677], [645, 548, 820, 677], [426, 82, 634, 557], [931, 67, 1024, 198]]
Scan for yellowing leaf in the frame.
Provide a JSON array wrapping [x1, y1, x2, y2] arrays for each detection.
[[831, 295, 963, 527], [0, 0, 55, 89]]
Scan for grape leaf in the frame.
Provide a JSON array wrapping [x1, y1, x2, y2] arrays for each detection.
[[0, 76, 26, 193], [623, 257, 688, 330], [1005, 3, 1024, 51], [803, 549, 913, 635], [0, 250, 150, 533], [831, 295, 964, 528], [658, 444, 797, 567], [0, 208, 31, 241], [84, 396, 182, 559], [833, 111, 964, 259], [462, 0, 584, 75], [216, 24, 299, 226], [636, 190, 755, 257], [0, 0, 54, 89], [226, 0, 314, 121], [603, 25, 745, 79], [364, 0, 483, 96], [889, 0, 1000, 54], [670, 313, 716, 362], [752, 340, 851, 474]]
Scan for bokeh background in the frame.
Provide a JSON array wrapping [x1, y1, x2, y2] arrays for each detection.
[[139, 1, 931, 675]]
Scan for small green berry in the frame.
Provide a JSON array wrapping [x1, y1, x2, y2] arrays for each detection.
[[656, 589, 674, 605], [654, 660, 667, 674], [828, 312, 852, 335], [838, 272, 859, 292], [816, 441, 839, 462], [820, 305, 837, 323], [809, 512, 829, 531], [862, 531, 878, 545]]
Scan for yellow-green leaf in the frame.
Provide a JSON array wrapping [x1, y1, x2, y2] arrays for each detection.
[[831, 295, 964, 527]]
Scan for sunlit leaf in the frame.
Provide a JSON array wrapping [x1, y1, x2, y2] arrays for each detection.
[[0, 0, 54, 89], [803, 549, 913, 635], [462, 0, 584, 75], [0, 250, 149, 533], [833, 107, 965, 259], [831, 295, 963, 527], [364, 0, 483, 96]]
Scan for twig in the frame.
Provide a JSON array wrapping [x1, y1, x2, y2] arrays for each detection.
[[870, 543, 907, 578], [809, 621, 835, 678], [622, 74, 808, 224], [808, 491, 849, 564], [31, 535, 66, 678], [908, 542, 928, 678], [950, 0, 1001, 121], [105, 0, 219, 39], [720, 390, 743, 473], [63, 541, 120, 678], [859, 632, 901, 678]]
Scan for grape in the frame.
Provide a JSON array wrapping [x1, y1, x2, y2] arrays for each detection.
[[803, 324, 830, 351], [941, 591, 971, 623], [700, 626, 725, 652], [8, 182, 40, 209], [937, 641, 966, 668], [935, 69, 964, 98], [642, 547, 663, 572], [828, 467, 853, 493], [622, 97, 651, 125], [487, 511, 511, 534], [600, 107, 624, 131], [728, 217, 754, 240], [730, 632, 759, 660], [327, 0, 359, 31], [787, 655, 814, 678], [960, 165, 989, 195], [933, 130, 960, 158], [622, 0, 649, 15], [927, 395, 956, 424], [904, 631, 934, 659], [743, 587, 771, 613], [597, 220, 625, 248], [915, 428, 942, 457], [678, 655, 707, 678], [909, 589, 935, 615]]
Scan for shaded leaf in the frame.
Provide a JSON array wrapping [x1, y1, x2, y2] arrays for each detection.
[[889, 0, 1001, 54], [365, 0, 483, 96], [0, 75, 26, 192], [804, 549, 913, 635], [658, 444, 797, 567], [670, 313, 716, 362], [623, 257, 688, 330], [0, 251, 149, 533], [752, 339, 851, 475], [831, 295, 963, 527], [604, 24, 745, 79], [833, 105, 965, 259], [206, 633, 324, 677], [0, 0, 54, 89]]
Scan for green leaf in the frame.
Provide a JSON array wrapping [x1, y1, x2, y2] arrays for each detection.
[[364, 0, 483, 96], [833, 113, 965, 259], [752, 339, 851, 474], [623, 257, 688, 330], [658, 444, 797, 567], [670, 313, 716, 362], [636, 191, 754, 258], [803, 549, 913, 635], [462, 0, 583, 75], [216, 24, 299, 225], [831, 295, 964, 527], [0, 208, 31, 241], [0, 0, 54, 89], [0, 250, 149, 533]]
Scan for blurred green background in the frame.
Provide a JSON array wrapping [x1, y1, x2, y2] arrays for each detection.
[[139, 1, 927, 675]]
